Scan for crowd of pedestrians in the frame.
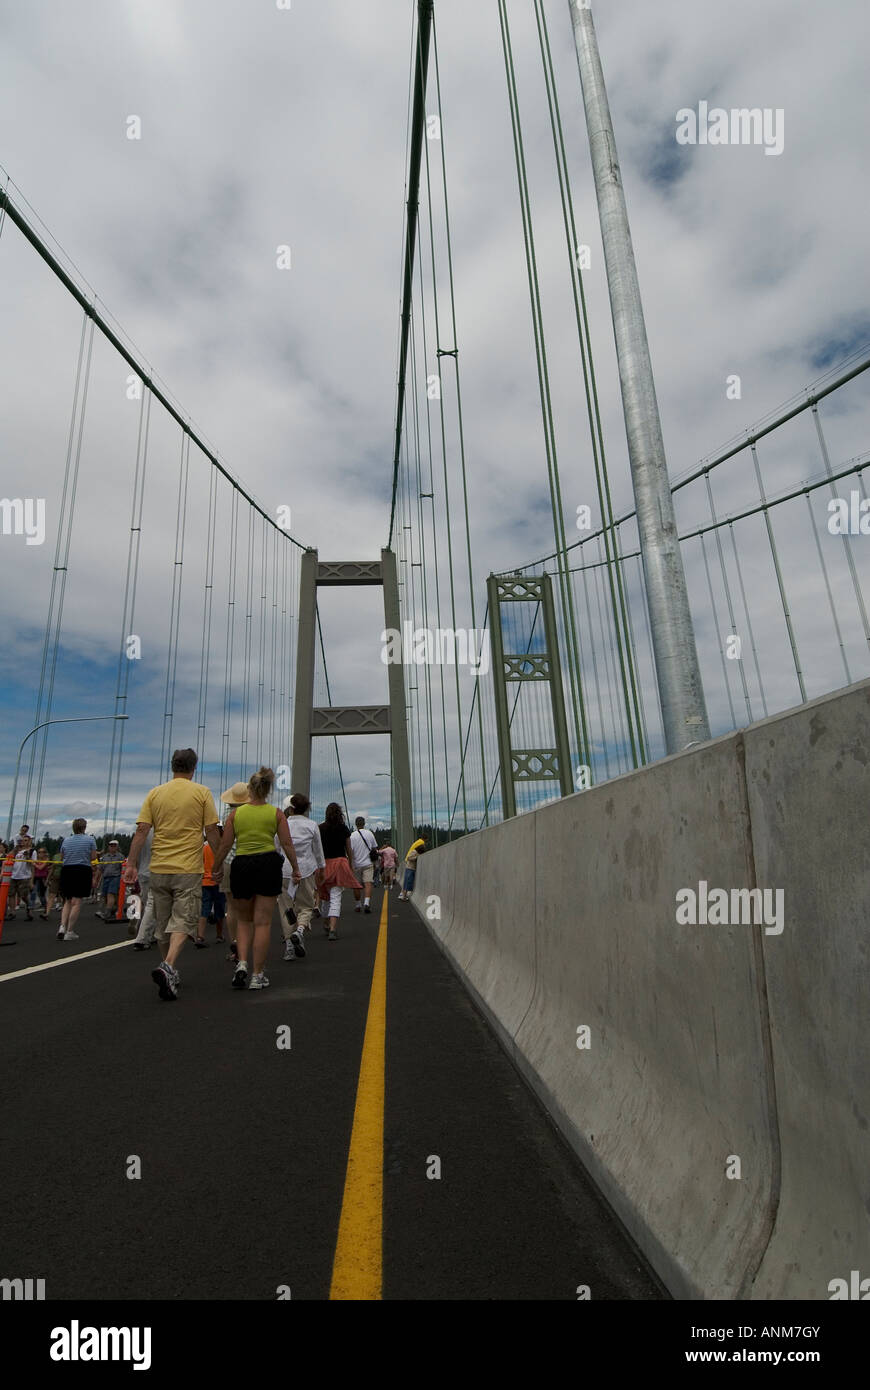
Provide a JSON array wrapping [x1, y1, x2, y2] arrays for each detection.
[[2, 749, 427, 1003]]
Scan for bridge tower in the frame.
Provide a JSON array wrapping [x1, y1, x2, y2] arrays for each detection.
[[291, 548, 413, 857]]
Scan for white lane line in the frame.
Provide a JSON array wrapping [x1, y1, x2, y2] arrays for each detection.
[[0, 939, 133, 982]]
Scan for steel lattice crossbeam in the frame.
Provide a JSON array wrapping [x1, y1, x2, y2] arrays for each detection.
[[511, 749, 561, 781], [311, 706, 391, 736], [316, 561, 383, 586], [503, 654, 551, 680], [496, 577, 546, 603]]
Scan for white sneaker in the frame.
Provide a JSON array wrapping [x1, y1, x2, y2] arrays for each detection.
[[248, 972, 270, 990], [57, 928, 65, 940], [283, 940, 297, 961], [63, 931, 79, 941], [355, 904, 361, 912]]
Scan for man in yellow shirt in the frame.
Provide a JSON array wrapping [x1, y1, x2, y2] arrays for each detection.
[[124, 748, 220, 1001], [397, 838, 425, 900]]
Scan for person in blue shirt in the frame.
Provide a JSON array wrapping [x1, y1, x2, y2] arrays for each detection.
[[58, 817, 99, 942]]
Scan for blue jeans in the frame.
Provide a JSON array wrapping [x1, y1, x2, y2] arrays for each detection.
[[200, 884, 226, 921]]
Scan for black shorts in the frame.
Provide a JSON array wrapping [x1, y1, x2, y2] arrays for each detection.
[[59, 865, 93, 901], [230, 852, 283, 900]]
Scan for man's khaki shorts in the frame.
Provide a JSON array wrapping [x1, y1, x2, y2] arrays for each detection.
[[359, 865, 374, 885], [149, 872, 202, 942]]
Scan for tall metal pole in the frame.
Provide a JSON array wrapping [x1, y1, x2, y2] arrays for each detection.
[[376, 772, 404, 843], [567, 1, 709, 751]]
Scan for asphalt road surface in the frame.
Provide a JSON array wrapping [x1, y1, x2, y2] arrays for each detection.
[[0, 889, 664, 1301]]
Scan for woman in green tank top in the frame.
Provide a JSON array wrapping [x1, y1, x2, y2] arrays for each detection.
[[211, 767, 300, 991]]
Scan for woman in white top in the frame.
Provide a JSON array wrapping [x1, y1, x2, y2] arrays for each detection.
[[278, 793, 326, 961], [8, 837, 36, 920]]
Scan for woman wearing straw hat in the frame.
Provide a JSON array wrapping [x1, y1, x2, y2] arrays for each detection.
[[212, 768, 301, 990]]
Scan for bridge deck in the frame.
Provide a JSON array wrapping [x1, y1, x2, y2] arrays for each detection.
[[0, 891, 662, 1301]]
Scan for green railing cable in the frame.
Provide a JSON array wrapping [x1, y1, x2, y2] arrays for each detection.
[[502, 353, 870, 575]]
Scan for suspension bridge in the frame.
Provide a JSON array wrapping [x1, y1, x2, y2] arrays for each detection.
[[1, 0, 868, 1311]]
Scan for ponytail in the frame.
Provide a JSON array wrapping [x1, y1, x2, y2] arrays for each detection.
[[248, 766, 275, 800]]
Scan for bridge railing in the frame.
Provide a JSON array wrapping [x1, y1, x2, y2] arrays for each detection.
[[443, 350, 870, 826]]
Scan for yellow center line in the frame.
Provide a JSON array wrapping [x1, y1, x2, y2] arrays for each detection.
[[329, 891, 389, 1301]]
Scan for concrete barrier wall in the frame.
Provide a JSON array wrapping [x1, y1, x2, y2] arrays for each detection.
[[743, 684, 870, 1299], [412, 679, 870, 1300]]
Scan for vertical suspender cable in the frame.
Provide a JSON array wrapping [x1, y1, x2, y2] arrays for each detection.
[[255, 514, 267, 762], [532, 0, 645, 769], [812, 404, 870, 650], [316, 605, 348, 822], [804, 489, 852, 686], [495, 0, 591, 775], [700, 529, 736, 729], [751, 442, 806, 702], [106, 386, 152, 834], [29, 311, 96, 830], [704, 471, 752, 724], [160, 430, 191, 778], [430, 14, 490, 819], [196, 460, 218, 772], [410, 269, 438, 833], [728, 520, 767, 720], [579, 545, 610, 779], [240, 506, 255, 778], [220, 488, 240, 795], [419, 29, 467, 834], [417, 211, 450, 837]]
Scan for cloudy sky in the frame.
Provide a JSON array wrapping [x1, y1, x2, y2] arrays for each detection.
[[1, 0, 868, 840]]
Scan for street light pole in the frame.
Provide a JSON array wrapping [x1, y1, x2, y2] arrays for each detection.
[[5, 716, 129, 844], [375, 772, 405, 846]]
